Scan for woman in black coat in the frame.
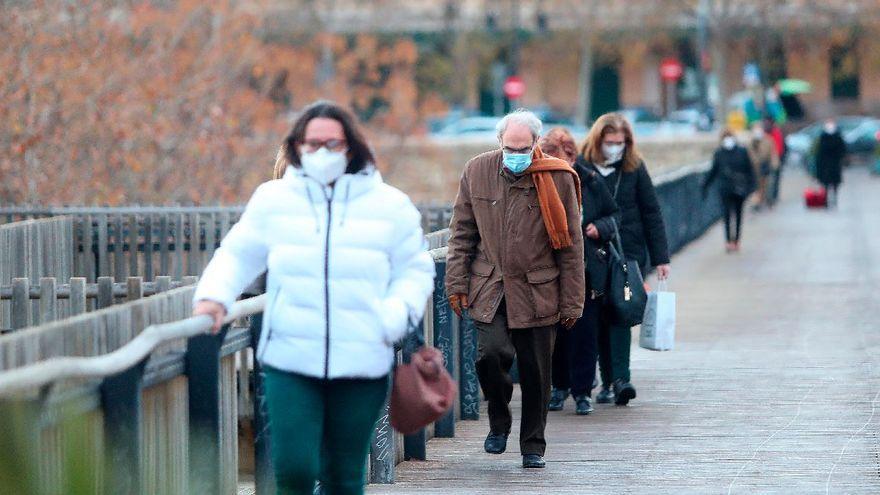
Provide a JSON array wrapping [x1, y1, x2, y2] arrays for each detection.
[[539, 128, 619, 416], [703, 130, 758, 252], [581, 113, 671, 407], [815, 119, 847, 207]]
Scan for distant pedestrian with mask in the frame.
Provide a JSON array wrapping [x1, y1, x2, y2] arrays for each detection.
[[580, 113, 670, 407], [703, 130, 757, 253], [540, 128, 619, 416], [747, 122, 779, 210], [446, 111, 585, 469], [763, 117, 786, 207], [193, 100, 435, 495], [815, 118, 847, 208]]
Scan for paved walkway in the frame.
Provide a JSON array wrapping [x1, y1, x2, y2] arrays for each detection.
[[367, 165, 880, 494]]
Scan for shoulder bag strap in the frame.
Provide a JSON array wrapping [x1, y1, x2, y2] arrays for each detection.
[[612, 168, 623, 200]]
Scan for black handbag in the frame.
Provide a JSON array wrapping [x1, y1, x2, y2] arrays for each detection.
[[605, 170, 647, 326], [607, 220, 647, 326]]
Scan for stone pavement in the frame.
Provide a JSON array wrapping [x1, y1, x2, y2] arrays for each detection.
[[365, 164, 880, 494]]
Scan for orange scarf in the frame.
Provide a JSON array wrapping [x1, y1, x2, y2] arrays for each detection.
[[525, 147, 583, 250]]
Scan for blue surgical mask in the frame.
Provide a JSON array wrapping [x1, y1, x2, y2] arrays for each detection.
[[502, 152, 532, 174]]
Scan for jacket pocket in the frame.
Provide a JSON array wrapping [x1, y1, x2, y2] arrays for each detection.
[[472, 196, 500, 223], [257, 288, 283, 361], [468, 257, 495, 303], [526, 266, 560, 318]]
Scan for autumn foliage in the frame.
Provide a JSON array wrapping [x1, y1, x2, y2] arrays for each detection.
[[0, 1, 441, 205]]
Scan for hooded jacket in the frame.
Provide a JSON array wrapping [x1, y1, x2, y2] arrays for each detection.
[[193, 166, 436, 379]]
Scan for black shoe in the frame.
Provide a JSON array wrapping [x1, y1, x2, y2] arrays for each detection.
[[613, 379, 637, 406], [484, 432, 508, 454], [522, 454, 546, 468], [548, 388, 568, 411], [574, 395, 594, 415], [595, 386, 615, 404]]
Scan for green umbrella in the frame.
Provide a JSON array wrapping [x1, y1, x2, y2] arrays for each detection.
[[778, 79, 812, 95]]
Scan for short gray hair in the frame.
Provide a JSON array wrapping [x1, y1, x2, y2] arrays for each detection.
[[496, 109, 542, 142]]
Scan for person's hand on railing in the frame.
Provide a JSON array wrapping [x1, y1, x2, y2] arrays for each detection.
[[448, 293, 468, 317], [193, 300, 227, 334]]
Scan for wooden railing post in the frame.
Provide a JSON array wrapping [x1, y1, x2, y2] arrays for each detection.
[[402, 319, 427, 461], [459, 311, 480, 420], [248, 313, 276, 495], [97, 276, 114, 309], [126, 277, 143, 302], [431, 259, 456, 438], [100, 358, 148, 495], [186, 324, 229, 494], [70, 277, 87, 316], [11, 278, 30, 331], [369, 382, 396, 483], [38, 277, 57, 325]]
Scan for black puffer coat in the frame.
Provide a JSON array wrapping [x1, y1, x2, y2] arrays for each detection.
[[590, 158, 670, 272], [573, 157, 619, 297], [703, 145, 757, 198], [816, 131, 846, 186]]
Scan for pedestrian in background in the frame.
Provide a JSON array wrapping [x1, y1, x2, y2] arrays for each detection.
[[747, 122, 779, 210], [703, 130, 757, 253], [580, 113, 670, 406], [815, 118, 847, 208], [446, 111, 585, 469], [763, 117, 786, 207], [541, 127, 619, 416], [193, 101, 436, 495]]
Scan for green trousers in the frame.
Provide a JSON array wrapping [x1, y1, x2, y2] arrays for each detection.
[[597, 315, 632, 386], [263, 367, 389, 495]]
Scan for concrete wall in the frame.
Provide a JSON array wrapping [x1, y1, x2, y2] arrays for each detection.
[[378, 135, 718, 204]]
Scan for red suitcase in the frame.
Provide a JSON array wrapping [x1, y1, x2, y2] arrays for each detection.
[[804, 187, 827, 208]]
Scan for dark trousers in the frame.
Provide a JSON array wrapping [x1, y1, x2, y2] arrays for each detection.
[[264, 367, 389, 495], [597, 309, 632, 386], [768, 166, 782, 206], [722, 194, 747, 243], [551, 298, 600, 397], [474, 302, 555, 456], [823, 183, 839, 207]]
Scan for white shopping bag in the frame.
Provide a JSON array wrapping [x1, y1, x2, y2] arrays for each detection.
[[639, 280, 676, 351]]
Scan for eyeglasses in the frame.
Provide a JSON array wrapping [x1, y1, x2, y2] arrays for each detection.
[[300, 139, 347, 153], [502, 145, 534, 154]]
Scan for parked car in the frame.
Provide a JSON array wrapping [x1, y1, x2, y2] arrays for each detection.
[[843, 118, 880, 154], [669, 107, 716, 132], [617, 107, 697, 137], [430, 116, 500, 142]]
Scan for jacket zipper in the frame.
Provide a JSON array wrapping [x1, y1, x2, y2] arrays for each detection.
[[322, 186, 335, 379]]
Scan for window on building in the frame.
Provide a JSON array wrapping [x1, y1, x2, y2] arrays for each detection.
[[830, 35, 860, 100]]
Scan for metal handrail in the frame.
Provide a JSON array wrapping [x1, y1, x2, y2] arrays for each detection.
[[0, 294, 266, 395]]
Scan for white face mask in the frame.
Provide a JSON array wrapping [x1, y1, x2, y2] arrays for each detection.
[[824, 123, 837, 134], [300, 147, 348, 185], [752, 128, 765, 140], [722, 136, 737, 150], [602, 143, 625, 164]]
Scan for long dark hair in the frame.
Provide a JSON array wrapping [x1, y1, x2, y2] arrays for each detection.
[[274, 101, 375, 179]]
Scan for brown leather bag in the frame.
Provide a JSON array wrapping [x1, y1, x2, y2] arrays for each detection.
[[389, 346, 457, 435]]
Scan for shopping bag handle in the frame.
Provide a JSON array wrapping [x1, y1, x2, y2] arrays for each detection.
[[657, 278, 669, 292]]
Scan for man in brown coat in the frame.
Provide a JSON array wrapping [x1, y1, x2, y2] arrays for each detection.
[[446, 110, 585, 469]]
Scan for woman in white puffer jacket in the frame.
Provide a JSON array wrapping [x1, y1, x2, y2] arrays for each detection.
[[193, 101, 435, 495]]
